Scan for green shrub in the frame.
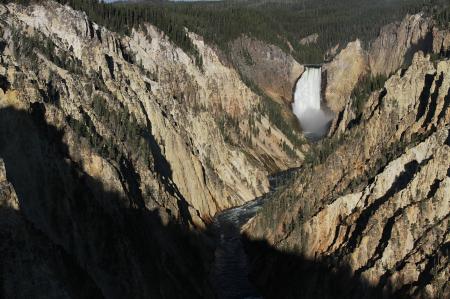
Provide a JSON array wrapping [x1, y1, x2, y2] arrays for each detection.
[[304, 133, 345, 166], [351, 74, 388, 115]]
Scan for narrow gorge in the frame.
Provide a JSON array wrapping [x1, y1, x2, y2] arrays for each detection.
[[0, 0, 449, 299]]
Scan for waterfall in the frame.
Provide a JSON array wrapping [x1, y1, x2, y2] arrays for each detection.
[[292, 67, 331, 139]]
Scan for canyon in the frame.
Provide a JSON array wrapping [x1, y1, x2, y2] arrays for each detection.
[[245, 37, 450, 299], [0, 1, 449, 299]]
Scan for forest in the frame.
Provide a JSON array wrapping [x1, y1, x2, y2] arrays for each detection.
[[3, 0, 448, 64], [158, 0, 447, 63]]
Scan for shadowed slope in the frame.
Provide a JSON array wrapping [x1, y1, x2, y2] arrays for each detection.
[[0, 106, 213, 299]]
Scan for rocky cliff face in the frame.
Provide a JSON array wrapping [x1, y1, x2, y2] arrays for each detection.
[[230, 35, 304, 104], [324, 12, 449, 135], [433, 27, 450, 56], [0, 1, 306, 298], [244, 52, 450, 299], [323, 40, 368, 113], [1, 1, 448, 298], [368, 13, 434, 76], [0, 1, 304, 226]]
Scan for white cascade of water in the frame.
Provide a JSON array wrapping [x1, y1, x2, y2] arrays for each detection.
[[292, 67, 331, 138]]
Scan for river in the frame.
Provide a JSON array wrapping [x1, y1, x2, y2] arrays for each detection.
[[210, 169, 298, 299]]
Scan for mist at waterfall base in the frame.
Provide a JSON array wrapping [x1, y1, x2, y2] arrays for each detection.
[[292, 67, 332, 140]]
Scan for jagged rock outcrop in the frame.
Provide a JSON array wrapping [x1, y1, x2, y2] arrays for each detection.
[[323, 14, 433, 116], [324, 13, 448, 136], [433, 27, 450, 55], [244, 53, 450, 299], [369, 13, 433, 76], [323, 39, 368, 113]]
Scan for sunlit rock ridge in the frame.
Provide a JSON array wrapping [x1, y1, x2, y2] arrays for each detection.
[[245, 21, 450, 299]]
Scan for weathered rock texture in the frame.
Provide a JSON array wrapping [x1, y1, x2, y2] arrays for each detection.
[[230, 35, 304, 104], [0, 3, 215, 295], [433, 27, 450, 56], [368, 13, 434, 76], [323, 40, 368, 113], [324, 13, 449, 136], [300, 33, 319, 46], [0, 0, 304, 226], [245, 52, 450, 299], [0, 0, 305, 298]]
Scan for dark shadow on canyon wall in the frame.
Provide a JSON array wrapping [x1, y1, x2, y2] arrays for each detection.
[[241, 159, 439, 299], [0, 105, 213, 299], [403, 32, 434, 69], [243, 236, 407, 299]]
